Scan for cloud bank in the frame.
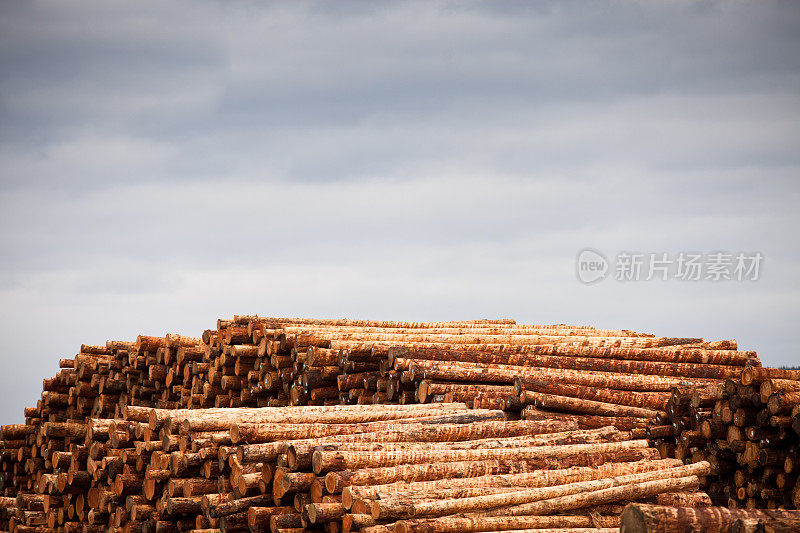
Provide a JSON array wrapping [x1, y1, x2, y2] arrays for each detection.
[[1, 1, 798, 421]]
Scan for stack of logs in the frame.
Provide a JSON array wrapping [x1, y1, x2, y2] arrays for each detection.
[[389, 340, 754, 432], [644, 364, 800, 511], [5, 316, 748, 433], [1, 400, 717, 533], [222, 317, 735, 412], [1, 315, 799, 533]]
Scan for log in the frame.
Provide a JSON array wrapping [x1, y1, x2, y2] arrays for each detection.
[[392, 346, 745, 379], [402, 359, 709, 391], [245, 505, 294, 530], [305, 502, 346, 524], [515, 379, 668, 410], [768, 391, 800, 414], [486, 475, 700, 517], [163, 403, 469, 431], [312, 439, 649, 474], [654, 491, 712, 507], [244, 316, 518, 329], [343, 458, 683, 505], [417, 382, 515, 404], [370, 462, 709, 519], [284, 324, 640, 337], [232, 418, 566, 446], [383, 342, 754, 366], [518, 391, 663, 419], [521, 408, 649, 430], [325, 447, 660, 492], [741, 365, 800, 386], [620, 504, 800, 533], [0, 425, 36, 440], [206, 494, 273, 519], [295, 330, 685, 348], [394, 514, 616, 533]]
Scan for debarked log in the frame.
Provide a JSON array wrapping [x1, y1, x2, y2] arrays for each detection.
[[168, 403, 470, 431], [393, 513, 619, 533], [515, 379, 668, 411], [324, 447, 661, 492], [620, 504, 800, 533], [518, 391, 663, 419], [312, 439, 650, 474], [370, 462, 709, 519], [391, 347, 745, 379], [401, 359, 711, 391], [342, 458, 683, 505]]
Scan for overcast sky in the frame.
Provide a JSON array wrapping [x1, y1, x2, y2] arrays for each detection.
[[1, 1, 798, 422]]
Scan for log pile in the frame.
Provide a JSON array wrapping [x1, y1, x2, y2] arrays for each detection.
[[646, 365, 800, 510], [1, 314, 798, 533], [0, 400, 714, 533], [241, 317, 725, 411], [8, 315, 745, 420], [391, 340, 755, 434], [384, 334, 752, 416]]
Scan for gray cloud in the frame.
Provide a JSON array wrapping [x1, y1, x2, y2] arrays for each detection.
[[0, 0, 798, 421]]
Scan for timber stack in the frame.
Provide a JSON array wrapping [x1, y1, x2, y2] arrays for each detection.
[[7, 315, 747, 418], [1, 314, 798, 533], [644, 364, 800, 510], [394, 339, 754, 432], [0, 400, 715, 533]]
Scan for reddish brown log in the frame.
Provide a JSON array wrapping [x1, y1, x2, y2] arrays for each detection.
[[313, 439, 649, 474], [741, 365, 800, 386], [621, 504, 800, 533], [768, 391, 800, 414], [518, 391, 662, 419], [371, 465, 707, 519], [344, 458, 683, 504], [392, 346, 744, 379], [386, 342, 754, 366], [516, 379, 668, 410], [402, 359, 710, 391], [325, 446, 660, 492], [394, 513, 615, 533]]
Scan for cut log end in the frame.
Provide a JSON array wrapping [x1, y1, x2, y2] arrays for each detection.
[[620, 503, 647, 533]]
